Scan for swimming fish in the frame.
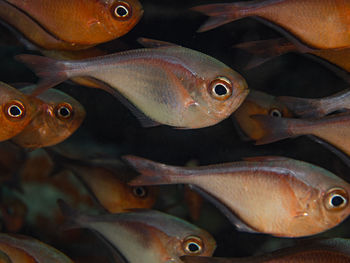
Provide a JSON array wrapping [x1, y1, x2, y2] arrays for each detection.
[[62, 160, 158, 213], [0, 0, 143, 50], [251, 112, 350, 157], [233, 90, 293, 141], [58, 200, 216, 263], [16, 39, 249, 128], [125, 155, 350, 237], [0, 233, 74, 262], [181, 238, 350, 263], [0, 82, 40, 142], [192, 0, 350, 49], [11, 86, 86, 149], [0, 195, 27, 233]]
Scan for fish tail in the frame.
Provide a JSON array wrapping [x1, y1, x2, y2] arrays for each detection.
[[191, 3, 251, 32], [277, 96, 324, 118], [57, 199, 83, 231], [251, 115, 309, 145], [234, 38, 297, 69], [15, 54, 69, 96], [123, 155, 185, 186]]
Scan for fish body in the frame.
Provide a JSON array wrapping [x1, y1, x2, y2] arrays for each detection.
[[59, 201, 216, 263], [126, 155, 350, 237], [252, 112, 350, 157], [11, 86, 86, 148], [192, 0, 350, 49], [1, 0, 143, 50], [0, 233, 74, 263], [0, 82, 40, 142], [181, 238, 350, 263], [17, 44, 249, 128], [233, 90, 293, 140]]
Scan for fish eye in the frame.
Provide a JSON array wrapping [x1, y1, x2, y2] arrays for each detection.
[[4, 101, 25, 119], [269, 108, 282, 118], [209, 77, 232, 101], [183, 236, 203, 255], [55, 103, 73, 120], [112, 1, 131, 20], [324, 188, 348, 211], [132, 186, 148, 198]]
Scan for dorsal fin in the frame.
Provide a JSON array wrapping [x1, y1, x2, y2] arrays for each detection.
[[243, 156, 291, 162], [137, 38, 179, 48]]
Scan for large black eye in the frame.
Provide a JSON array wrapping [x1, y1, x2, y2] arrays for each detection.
[[55, 103, 73, 120], [269, 108, 282, 118], [209, 77, 232, 101], [113, 1, 131, 19], [4, 101, 25, 119], [183, 236, 203, 255], [324, 188, 348, 211], [132, 186, 147, 198]]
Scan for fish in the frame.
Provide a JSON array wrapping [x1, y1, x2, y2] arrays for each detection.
[[0, 233, 74, 262], [125, 155, 350, 237], [233, 90, 293, 141], [191, 0, 350, 49], [11, 85, 86, 149], [16, 39, 249, 128], [0, 82, 40, 142], [180, 238, 350, 263], [251, 112, 350, 156], [58, 200, 216, 263], [0, 195, 27, 233], [0, 0, 143, 50], [62, 159, 158, 213]]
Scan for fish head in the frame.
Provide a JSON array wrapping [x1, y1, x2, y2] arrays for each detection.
[[318, 185, 350, 230], [233, 90, 293, 140], [98, 0, 143, 39], [189, 63, 248, 126], [126, 210, 216, 262], [0, 82, 40, 141], [12, 87, 85, 148], [298, 169, 350, 235]]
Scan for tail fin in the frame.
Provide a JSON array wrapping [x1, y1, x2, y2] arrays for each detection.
[[277, 96, 324, 118], [15, 54, 69, 96], [191, 3, 250, 32], [57, 199, 83, 231], [233, 38, 296, 69], [123, 155, 185, 186], [251, 115, 308, 145]]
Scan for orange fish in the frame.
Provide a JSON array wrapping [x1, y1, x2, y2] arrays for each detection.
[[0, 233, 74, 263], [0, 195, 27, 233], [0, 0, 143, 50], [233, 90, 293, 141], [181, 238, 350, 263], [59, 200, 216, 263], [11, 86, 86, 149], [0, 82, 40, 142], [62, 159, 158, 213], [126, 155, 350, 237], [16, 39, 249, 128], [192, 0, 350, 49], [252, 112, 350, 159]]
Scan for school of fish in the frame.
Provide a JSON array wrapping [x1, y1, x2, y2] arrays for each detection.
[[0, 0, 350, 262]]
